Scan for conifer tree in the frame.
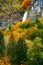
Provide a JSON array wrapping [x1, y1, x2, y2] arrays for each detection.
[[7, 36, 27, 65], [15, 38, 27, 65], [7, 33, 17, 65], [0, 31, 5, 59]]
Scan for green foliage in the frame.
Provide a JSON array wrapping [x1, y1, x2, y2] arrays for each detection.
[[18, 0, 23, 4], [20, 23, 31, 28], [0, 17, 43, 65], [27, 37, 43, 65], [36, 29, 43, 38], [20, 21, 32, 29], [15, 38, 27, 65], [7, 37, 27, 65], [7, 34, 16, 65], [0, 31, 5, 59], [35, 18, 43, 29], [0, 13, 5, 18], [30, 28, 43, 40]]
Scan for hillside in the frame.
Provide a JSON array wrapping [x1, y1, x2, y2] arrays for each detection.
[[0, 0, 43, 65], [0, 18, 43, 65]]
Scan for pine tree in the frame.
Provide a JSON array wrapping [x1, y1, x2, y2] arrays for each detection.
[[7, 36, 27, 65], [0, 31, 5, 59], [15, 38, 27, 65], [7, 33, 17, 65]]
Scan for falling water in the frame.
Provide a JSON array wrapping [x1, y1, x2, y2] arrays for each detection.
[[22, 11, 28, 22], [41, 12, 43, 17]]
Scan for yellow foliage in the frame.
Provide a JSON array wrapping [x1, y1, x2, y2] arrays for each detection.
[[23, 20, 31, 24], [39, 18, 43, 25], [25, 39, 32, 49], [3, 30, 11, 37], [25, 27, 37, 39], [0, 56, 10, 65], [12, 26, 37, 40], [2, 20, 38, 41], [12, 28, 26, 41], [16, 22, 22, 27], [13, 4, 21, 9], [0, 13, 5, 17]]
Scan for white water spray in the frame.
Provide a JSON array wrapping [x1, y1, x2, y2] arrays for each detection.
[[22, 11, 28, 22]]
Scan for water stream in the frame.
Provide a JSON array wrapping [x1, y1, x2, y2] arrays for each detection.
[[22, 11, 28, 22]]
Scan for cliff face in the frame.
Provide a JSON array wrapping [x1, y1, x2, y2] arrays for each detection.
[[0, 12, 23, 29], [33, 0, 43, 7]]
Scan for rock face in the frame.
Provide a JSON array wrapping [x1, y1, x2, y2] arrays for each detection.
[[0, 12, 23, 29], [41, 7, 43, 17], [11, 12, 22, 21], [22, 0, 43, 21], [27, 0, 43, 20], [33, 0, 43, 7], [0, 12, 22, 22], [32, 0, 43, 17]]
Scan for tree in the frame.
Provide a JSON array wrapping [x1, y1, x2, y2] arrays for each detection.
[[15, 38, 27, 65], [21, 0, 33, 9], [0, 31, 5, 59], [7, 36, 27, 65], [27, 37, 43, 65], [7, 33, 16, 65]]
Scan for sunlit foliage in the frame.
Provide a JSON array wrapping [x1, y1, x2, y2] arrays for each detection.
[[21, 0, 33, 9]]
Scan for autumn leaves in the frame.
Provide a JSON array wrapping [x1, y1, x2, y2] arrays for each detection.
[[21, 0, 33, 9]]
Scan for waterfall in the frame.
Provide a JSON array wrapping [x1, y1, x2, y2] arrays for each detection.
[[22, 11, 28, 22], [41, 12, 43, 17]]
